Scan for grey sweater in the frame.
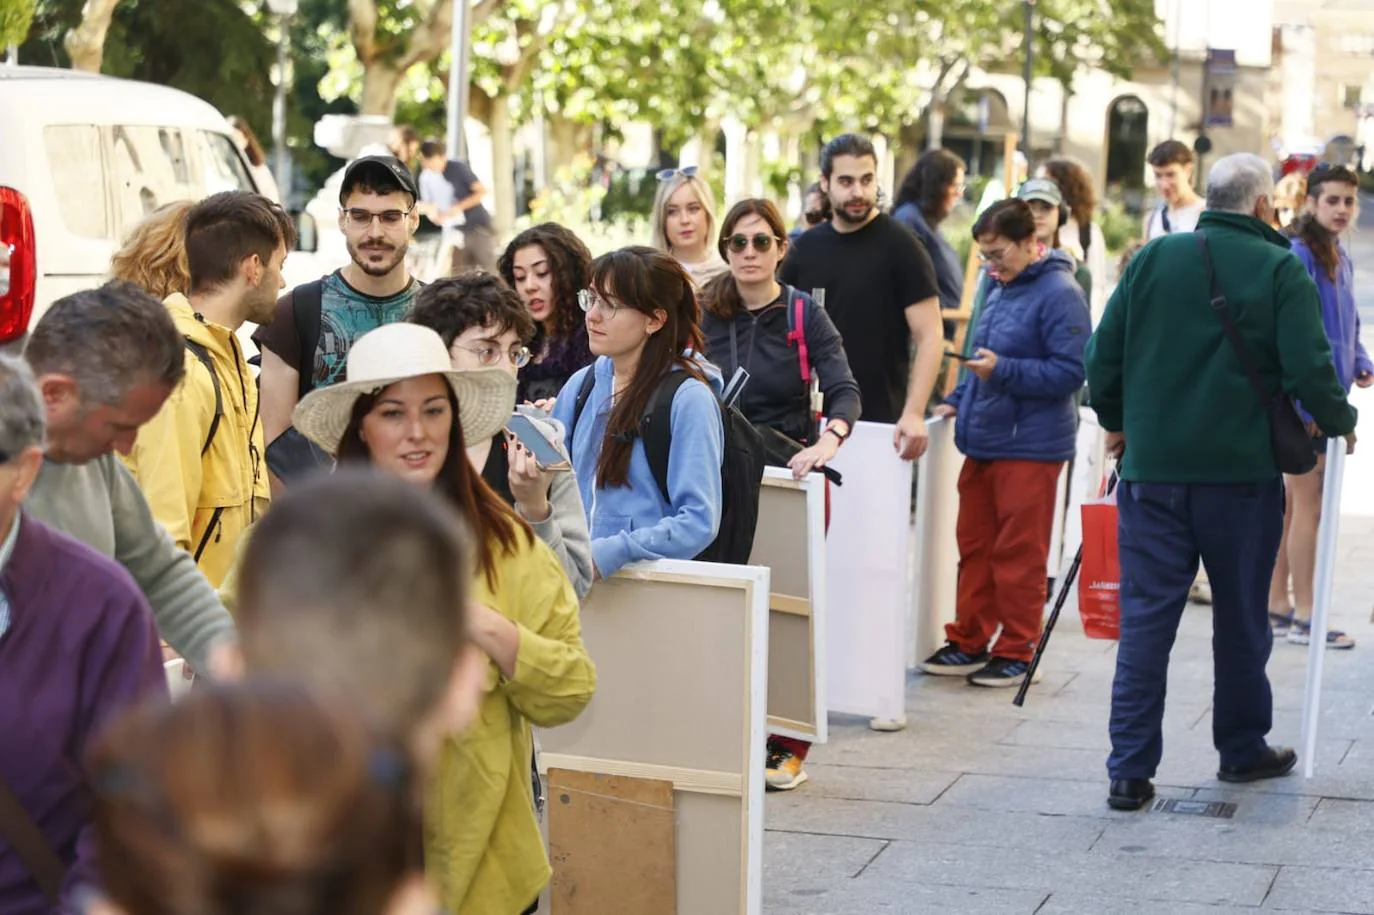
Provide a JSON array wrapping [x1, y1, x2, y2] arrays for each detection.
[[515, 406, 594, 599], [28, 456, 237, 672]]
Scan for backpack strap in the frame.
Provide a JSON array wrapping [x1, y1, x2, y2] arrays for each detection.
[[784, 284, 811, 384], [183, 339, 222, 457], [1159, 204, 1172, 235], [291, 279, 325, 400], [641, 372, 693, 506], [0, 769, 65, 905], [569, 367, 598, 443], [1078, 220, 1092, 257]]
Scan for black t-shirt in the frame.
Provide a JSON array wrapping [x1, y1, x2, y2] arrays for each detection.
[[779, 214, 939, 423], [480, 433, 516, 506]]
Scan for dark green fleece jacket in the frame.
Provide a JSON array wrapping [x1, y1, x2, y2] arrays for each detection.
[[1085, 211, 1357, 483]]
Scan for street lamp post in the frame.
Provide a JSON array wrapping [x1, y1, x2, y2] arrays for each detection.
[[266, 0, 298, 205], [1022, 0, 1035, 160], [446, 0, 473, 160]]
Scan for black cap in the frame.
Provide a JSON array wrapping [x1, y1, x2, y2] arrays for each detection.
[[339, 155, 419, 204]]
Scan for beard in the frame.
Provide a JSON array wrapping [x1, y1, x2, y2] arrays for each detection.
[[833, 199, 874, 225], [347, 235, 408, 278]]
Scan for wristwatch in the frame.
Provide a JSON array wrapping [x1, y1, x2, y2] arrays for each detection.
[[823, 421, 851, 443]]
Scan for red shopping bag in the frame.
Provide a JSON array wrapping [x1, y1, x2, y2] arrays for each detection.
[[1078, 486, 1121, 641]]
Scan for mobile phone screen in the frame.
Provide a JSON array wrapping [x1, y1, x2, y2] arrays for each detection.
[[506, 414, 571, 471], [947, 352, 973, 362]]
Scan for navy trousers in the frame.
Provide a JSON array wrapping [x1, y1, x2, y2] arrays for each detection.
[[1107, 479, 1285, 780]]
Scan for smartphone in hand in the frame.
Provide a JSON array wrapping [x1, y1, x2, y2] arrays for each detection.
[[506, 414, 571, 472]]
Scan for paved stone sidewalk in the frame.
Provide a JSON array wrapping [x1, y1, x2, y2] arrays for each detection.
[[762, 219, 1374, 914]]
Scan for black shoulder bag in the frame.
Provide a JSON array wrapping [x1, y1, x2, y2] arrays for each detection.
[[1195, 233, 1318, 476]]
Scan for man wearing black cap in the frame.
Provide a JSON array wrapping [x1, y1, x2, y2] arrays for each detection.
[[255, 155, 423, 478]]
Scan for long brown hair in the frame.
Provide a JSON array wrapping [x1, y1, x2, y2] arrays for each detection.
[[1042, 157, 1097, 228], [701, 198, 789, 321], [498, 223, 592, 342], [591, 246, 705, 488], [89, 681, 420, 915], [1288, 165, 1359, 283], [337, 381, 531, 588]]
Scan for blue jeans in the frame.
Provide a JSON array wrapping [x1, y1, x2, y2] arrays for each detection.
[[1107, 479, 1284, 780]]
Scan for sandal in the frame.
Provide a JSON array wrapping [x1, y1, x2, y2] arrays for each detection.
[[1269, 609, 1295, 635], [1286, 619, 1356, 649]]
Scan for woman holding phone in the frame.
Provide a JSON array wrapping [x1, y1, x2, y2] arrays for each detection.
[[551, 246, 725, 579], [699, 198, 861, 792]]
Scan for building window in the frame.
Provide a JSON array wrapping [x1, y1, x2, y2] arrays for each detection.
[[1338, 33, 1374, 56], [1344, 85, 1363, 110]]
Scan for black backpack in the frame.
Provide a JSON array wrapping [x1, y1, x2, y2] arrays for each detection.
[[572, 368, 765, 565]]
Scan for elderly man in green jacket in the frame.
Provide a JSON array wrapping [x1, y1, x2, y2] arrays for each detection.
[[1085, 153, 1357, 812]]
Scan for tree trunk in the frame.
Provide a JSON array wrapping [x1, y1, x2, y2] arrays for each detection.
[[547, 114, 592, 173], [489, 93, 516, 234], [360, 62, 403, 117], [63, 0, 121, 72], [927, 101, 946, 151]]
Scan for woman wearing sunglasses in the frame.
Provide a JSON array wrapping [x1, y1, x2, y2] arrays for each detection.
[[651, 167, 730, 288], [498, 222, 596, 404], [699, 198, 861, 792], [550, 247, 725, 580]]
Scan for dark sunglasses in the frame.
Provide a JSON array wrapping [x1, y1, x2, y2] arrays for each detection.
[[726, 233, 783, 253], [803, 210, 826, 224], [656, 166, 699, 182]]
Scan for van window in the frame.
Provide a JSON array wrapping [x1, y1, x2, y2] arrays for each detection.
[[198, 131, 256, 196], [109, 125, 199, 233], [43, 126, 110, 239]]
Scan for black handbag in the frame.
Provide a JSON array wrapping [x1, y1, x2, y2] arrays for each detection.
[[1195, 233, 1318, 476]]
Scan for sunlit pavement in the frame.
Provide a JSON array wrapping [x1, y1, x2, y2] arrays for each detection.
[[762, 215, 1374, 914]]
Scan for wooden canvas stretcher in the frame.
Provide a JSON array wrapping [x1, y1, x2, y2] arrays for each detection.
[[751, 468, 828, 743], [536, 560, 770, 915]]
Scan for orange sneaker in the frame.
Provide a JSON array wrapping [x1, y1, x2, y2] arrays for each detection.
[[765, 747, 809, 791]]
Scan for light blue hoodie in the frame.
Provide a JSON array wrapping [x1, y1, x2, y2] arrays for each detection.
[[551, 354, 724, 578]]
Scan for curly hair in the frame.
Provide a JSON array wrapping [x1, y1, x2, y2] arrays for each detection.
[[1041, 157, 1097, 228], [894, 149, 966, 222], [498, 223, 593, 342], [109, 200, 194, 300]]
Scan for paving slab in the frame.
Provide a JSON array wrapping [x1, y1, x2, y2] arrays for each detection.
[[1264, 865, 1374, 913]]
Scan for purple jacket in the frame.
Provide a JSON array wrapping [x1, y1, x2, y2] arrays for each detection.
[[0, 515, 166, 915], [1293, 238, 1373, 423]]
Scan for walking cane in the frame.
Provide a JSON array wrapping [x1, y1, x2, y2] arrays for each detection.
[[1013, 466, 1120, 707]]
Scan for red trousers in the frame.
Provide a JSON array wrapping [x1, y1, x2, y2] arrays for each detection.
[[946, 458, 1064, 663]]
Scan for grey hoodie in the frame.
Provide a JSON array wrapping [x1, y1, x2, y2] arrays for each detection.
[[27, 456, 237, 672], [504, 405, 594, 599]]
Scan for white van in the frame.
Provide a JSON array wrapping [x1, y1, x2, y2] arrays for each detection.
[[0, 66, 301, 349]]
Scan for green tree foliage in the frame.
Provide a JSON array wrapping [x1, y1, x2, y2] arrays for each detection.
[[0, 0, 35, 50]]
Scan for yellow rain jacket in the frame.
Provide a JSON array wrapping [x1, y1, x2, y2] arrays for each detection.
[[428, 532, 596, 915], [123, 294, 268, 587]]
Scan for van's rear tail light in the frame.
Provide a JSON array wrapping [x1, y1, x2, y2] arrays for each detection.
[[0, 187, 37, 344]]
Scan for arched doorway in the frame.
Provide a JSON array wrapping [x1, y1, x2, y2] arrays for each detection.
[[1105, 96, 1150, 193]]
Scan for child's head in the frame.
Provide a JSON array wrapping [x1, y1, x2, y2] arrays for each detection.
[[233, 469, 486, 766]]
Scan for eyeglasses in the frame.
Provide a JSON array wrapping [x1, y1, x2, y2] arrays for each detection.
[[803, 209, 826, 224], [977, 245, 1016, 265], [577, 288, 620, 318], [452, 342, 532, 368], [341, 207, 413, 229], [656, 166, 699, 182], [726, 233, 783, 253]]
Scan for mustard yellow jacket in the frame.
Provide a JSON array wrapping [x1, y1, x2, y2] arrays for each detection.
[[123, 294, 268, 587], [428, 532, 596, 915]]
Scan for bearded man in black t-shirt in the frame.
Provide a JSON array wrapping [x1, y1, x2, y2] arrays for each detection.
[[780, 134, 943, 460]]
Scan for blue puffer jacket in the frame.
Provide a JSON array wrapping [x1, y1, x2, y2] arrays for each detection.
[[948, 250, 1091, 462]]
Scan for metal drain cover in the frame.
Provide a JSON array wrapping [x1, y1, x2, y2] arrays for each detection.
[[1151, 798, 1237, 818]]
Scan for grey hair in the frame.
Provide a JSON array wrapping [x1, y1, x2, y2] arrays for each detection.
[[23, 280, 185, 405], [1205, 154, 1276, 215], [0, 354, 46, 460]]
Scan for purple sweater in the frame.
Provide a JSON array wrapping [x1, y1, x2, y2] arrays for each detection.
[[0, 515, 166, 915], [1293, 238, 1374, 424]]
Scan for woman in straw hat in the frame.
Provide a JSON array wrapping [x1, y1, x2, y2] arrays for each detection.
[[293, 321, 596, 915]]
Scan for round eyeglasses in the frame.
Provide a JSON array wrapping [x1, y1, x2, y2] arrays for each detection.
[[451, 342, 532, 368], [577, 288, 621, 318]]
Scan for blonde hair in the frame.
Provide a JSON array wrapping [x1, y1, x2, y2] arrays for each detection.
[[109, 200, 194, 300], [651, 172, 718, 255]]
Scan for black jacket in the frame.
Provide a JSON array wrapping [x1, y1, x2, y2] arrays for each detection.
[[702, 286, 862, 444]]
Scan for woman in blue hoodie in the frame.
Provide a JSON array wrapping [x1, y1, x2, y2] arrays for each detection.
[[552, 246, 725, 579], [921, 199, 1091, 688], [1268, 165, 1372, 649]]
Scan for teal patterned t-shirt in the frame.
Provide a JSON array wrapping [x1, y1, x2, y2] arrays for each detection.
[[312, 272, 421, 389]]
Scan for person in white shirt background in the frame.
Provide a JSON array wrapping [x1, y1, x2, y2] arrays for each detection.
[[1144, 139, 1206, 240]]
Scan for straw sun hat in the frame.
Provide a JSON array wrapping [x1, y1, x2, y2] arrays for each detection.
[[292, 323, 517, 456]]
